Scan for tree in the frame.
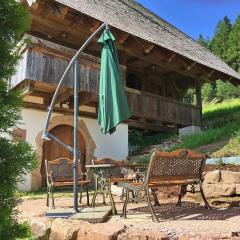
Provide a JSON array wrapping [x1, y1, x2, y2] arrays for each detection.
[[197, 34, 210, 49], [226, 15, 240, 72], [210, 16, 232, 61], [0, 1, 37, 239]]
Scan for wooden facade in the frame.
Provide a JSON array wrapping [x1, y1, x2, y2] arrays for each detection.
[[12, 35, 201, 132], [15, 0, 240, 132]]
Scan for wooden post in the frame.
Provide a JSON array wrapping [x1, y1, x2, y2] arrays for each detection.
[[195, 79, 202, 128]]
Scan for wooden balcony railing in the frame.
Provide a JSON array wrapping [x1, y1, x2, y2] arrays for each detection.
[[126, 88, 201, 127]]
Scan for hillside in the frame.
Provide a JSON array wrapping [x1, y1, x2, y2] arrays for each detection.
[[129, 99, 240, 161]]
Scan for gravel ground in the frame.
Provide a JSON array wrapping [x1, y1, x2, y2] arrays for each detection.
[[18, 193, 240, 238]]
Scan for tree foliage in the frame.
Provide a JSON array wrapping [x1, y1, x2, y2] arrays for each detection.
[[0, 1, 37, 239], [198, 15, 240, 102]]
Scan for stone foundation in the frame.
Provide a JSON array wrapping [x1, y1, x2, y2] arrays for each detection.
[[203, 170, 240, 197]]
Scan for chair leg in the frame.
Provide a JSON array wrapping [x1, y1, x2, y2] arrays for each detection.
[[121, 189, 129, 218], [146, 187, 159, 222], [177, 185, 186, 207], [102, 192, 106, 205], [151, 189, 160, 206], [91, 190, 97, 207], [79, 185, 83, 204], [120, 187, 125, 201], [86, 185, 90, 206], [46, 187, 50, 207], [200, 180, 211, 209], [51, 187, 55, 209]]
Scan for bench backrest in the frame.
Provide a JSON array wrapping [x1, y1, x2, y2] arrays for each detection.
[[146, 149, 207, 182], [46, 158, 83, 182]]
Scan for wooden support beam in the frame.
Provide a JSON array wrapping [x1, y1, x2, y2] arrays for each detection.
[[207, 69, 215, 78], [144, 44, 155, 55], [127, 119, 171, 132], [23, 101, 97, 119], [186, 62, 197, 71], [90, 21, 101, 33], [195, 79, 202, 127], [20, 82, 34, 96], [118, 33, 130, 45], [126, 56, 139, 65], [167, 53, 176, 62], [55, 89, 73, 104]]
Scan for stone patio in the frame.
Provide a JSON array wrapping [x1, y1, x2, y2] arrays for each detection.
[[19, 191, 240, 240]]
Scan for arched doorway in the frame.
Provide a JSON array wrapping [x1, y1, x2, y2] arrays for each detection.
[[41, 124, 86, 185]]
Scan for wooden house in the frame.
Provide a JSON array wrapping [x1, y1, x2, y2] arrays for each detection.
[[14, 0, 240, 190]]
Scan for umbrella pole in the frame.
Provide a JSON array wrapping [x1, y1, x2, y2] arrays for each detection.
[[73, 59, 79, 213]]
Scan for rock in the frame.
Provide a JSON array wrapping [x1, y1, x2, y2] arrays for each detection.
[[179, 234, 233, 240], [187, 184, 200, 192], [30, 217, 51, 240], [236, 184, 240, 195], [221, 171, 240, 184], [179, 126, 201, 138], [77, 223, 125, 240], [203, 183, 236, 197], [204, 170, 221, 184], [50, 218, 90, 240], [118, 228, 169, 240]]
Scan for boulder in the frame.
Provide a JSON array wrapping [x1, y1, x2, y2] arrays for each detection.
[[30, 217, 51, 240], [204, 170, 221, 184], [203, 183, 236, 197], [236, 184, 240, 195], [118, 228, 169, 240], [77, 223, 125, 240], [221, 171, 240, 184], [50, 218, 90, 240], [179, 234, 233, 240]]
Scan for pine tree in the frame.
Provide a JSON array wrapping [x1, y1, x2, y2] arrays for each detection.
[[210, 16, 232, 61], [197, 34, 210, 49], [0, 1, 37, 239], [226, 15, 240, 72]]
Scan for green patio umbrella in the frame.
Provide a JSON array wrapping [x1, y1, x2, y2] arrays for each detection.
[[98, 29, 131, 134]]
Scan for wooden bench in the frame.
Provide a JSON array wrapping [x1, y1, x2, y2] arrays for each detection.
[[45, 158, 90, 208], [121, 149, 211, 222]]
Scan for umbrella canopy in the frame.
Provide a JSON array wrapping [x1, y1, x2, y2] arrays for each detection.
[[98, 29, 131, 134]]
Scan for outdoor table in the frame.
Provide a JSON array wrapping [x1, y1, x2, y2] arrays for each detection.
[[86, 164, 117, 215], [86, 163, 149, 215]]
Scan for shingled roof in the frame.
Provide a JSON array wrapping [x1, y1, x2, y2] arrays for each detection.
[[51, 0, 240, 83]]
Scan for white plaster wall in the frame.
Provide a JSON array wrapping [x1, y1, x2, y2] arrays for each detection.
[[17, 108, 129, 191]]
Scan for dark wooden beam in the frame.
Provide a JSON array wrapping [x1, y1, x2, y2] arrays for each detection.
[[195, 79, 202, 127], [23, 101, 97, 119]]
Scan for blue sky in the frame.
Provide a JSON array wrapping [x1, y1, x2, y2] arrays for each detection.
[[135, 0, 240, 40]]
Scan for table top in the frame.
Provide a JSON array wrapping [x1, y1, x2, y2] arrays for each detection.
[[85, 164, 115, 168], [86, 163, 148, 168]]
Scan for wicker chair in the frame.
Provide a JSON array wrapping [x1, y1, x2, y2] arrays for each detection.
[[121, 149, 211, 222]]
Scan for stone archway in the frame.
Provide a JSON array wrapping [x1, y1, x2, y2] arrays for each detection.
[[32, 115, 96, 191]]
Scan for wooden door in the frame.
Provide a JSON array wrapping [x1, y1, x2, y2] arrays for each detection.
[[41, 124, 86, 185]]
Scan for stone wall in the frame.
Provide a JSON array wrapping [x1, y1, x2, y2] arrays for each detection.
[[203, 170, 240, 197]]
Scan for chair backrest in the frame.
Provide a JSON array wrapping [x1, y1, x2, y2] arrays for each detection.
[[146, 149, 207, 182], [92, 158, 125, 165], [45, 158, 83, 182]]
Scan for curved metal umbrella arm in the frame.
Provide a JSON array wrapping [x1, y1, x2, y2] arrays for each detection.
[[42, 22, 108, 140]]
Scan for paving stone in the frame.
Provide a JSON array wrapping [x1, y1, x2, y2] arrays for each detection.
[[118, 228, 169, 240], [70, 206, 112, 223], [77, 223, 125, 240]]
